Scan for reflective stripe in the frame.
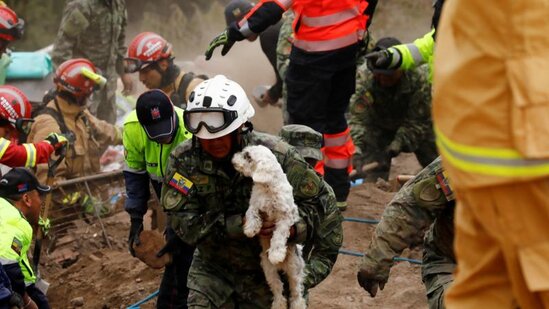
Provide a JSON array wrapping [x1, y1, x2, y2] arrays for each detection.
[[22, 143, 36, 167], [405, 43, 424, 64], [238, 20, 255, 37], [302, 5, 361, 27], [273, 0, 293, 10], [0, 258, 17, 265], [293, 31, 361, 52], [436, 126, 549, 177], [0, 138, 10, 158], [324, 134, 351, 147], [123, 165, 147, 175], [324, 157, 351, 169], [149, 173, 163, 183]]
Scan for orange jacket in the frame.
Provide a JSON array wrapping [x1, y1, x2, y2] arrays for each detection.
[[433, 0, 549, 189], [238, 0, 369, 52], [0, 137, 54, 168]]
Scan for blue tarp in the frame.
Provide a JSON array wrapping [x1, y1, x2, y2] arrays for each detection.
[[6, 52, 53, 80]]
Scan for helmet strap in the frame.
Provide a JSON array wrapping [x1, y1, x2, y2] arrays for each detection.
[[158, 59, 179, 89], [57, 90, 86, 107]]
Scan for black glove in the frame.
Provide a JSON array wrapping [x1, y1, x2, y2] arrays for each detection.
[[128, 218, 143, 257], [357, 268, 388, 297], [385, 141, 401, 159], [156, 228, 181, 258], [365, 48, 398, 71], [8, 292, 24, 308]]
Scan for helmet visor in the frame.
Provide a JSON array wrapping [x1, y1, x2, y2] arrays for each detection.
[[124, 58, 154, 73], [183, 108, 238, 135]]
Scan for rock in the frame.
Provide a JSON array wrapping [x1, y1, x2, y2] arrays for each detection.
[[70, 296, 84, 307], [135, 278, 142, 283]]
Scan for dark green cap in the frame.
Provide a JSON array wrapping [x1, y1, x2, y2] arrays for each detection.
[[280, 124, 323, 161]]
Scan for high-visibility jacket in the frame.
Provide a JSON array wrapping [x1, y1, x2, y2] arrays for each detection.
[[394, 29, 435, 81], [123, 107, 192, 218], [238, 0, 369, 53], [433, 0, 549, 188], [0, 137, 54, 168], [0, 198, 35, 294]]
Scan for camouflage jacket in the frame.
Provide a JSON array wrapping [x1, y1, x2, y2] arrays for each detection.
[[160, 131, 343, 289], [52, 0, 127, 77], [349, 64, 432, 155], [361, 157, 455, 279], [276, 11, 294, 79]]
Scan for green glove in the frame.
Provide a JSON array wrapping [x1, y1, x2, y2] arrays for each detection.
[[45, 132, 68, 154], [38, 216, 51, 236], [205, 30, 236, 61]]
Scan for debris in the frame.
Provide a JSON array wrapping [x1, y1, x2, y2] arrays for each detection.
[[70, 296, 84, 307], [132, 230, 171, 269]]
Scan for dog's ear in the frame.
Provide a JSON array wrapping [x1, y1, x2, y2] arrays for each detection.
[[252, 157, 272, 184]]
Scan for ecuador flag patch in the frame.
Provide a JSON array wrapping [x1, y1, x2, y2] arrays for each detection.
[[169, 172, 194, 195]]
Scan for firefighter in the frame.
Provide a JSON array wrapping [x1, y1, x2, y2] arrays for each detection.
[[27, 58, 121, 183], [125, 32, 205, 109], [0, 86, 66, 171]]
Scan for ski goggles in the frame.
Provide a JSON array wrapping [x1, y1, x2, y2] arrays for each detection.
[[0, 18, 24, 40], [183, 108, 239, 134], [124, 58, 156, 73], [0, 117, 34, 135]]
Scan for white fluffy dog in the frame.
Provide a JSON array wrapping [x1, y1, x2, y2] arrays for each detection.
[[232, 145, 307, 309]]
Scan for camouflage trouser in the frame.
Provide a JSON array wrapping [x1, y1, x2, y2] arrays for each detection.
[[422, 229, 455, 309], [361, 128, 438, 182], [88, 76, 117, 124], [187, 255, 274, 309]]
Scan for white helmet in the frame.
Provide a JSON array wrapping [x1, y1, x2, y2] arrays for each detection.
[[184, 75, 255, 139]]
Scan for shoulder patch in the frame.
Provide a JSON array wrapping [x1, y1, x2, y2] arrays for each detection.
[[169, 172, 194, 195], [298, 169, 320, 197], [11, 237, 22, 255]]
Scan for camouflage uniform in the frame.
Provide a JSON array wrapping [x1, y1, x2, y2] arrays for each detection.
[[52, 0, 127, 124], [160, 131, 343, 308], [349, 64, 437, 181], [360, 157, 455, 309], [276, 11, 294, 125], [279, 124, 323, 162]]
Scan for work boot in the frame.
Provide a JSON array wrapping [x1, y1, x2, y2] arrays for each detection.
[[337, 201, 348, 212]]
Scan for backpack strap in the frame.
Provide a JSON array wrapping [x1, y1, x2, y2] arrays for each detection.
[[171, 72, 196, 109]]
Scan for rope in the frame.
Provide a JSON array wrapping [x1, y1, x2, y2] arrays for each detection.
[[343, 217, 379, 224], [338, 249, 422, 265], [127, 290, 159, 309]]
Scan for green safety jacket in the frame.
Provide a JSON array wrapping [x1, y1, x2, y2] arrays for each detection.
[[394, 29, 435, 81], [123, 106, 192, 219], [0, 198, 35, 292]]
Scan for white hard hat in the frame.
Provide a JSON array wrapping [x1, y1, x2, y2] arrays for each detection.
[[184, 75, 255, 139]]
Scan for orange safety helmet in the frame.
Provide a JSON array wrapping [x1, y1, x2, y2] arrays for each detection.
[[0, 85, 33, 134], [125, 32, 172, 73], [0, 6, 24, 42], [54, 58, 100, 100]]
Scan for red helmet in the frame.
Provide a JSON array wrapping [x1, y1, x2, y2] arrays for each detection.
[[0, 6, 24, 42], [54, 58, 99, 100], [125, 32, 172, 73], [0, 85, 33, 134]]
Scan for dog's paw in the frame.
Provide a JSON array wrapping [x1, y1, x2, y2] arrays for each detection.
[[243, 221, 261, 238], [268, 247, 287, 264], [272, 296, 288, 309], [289, 297, 307, 309]]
